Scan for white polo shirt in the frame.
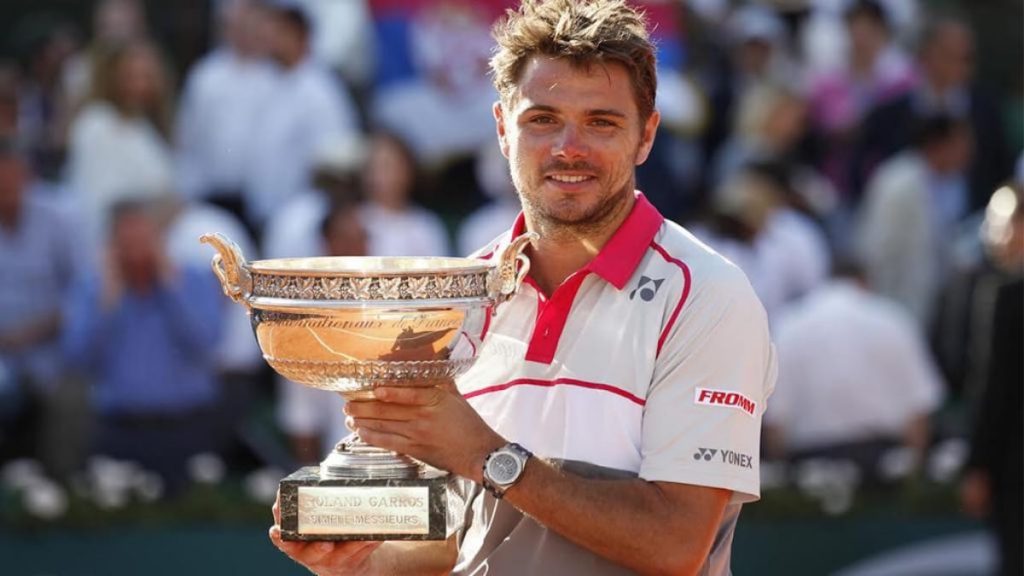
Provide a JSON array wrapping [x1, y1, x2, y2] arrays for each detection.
[[453, 193, 777, 576]]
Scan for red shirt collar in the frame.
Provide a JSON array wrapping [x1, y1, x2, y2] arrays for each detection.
[[509, 191, 664, 290]]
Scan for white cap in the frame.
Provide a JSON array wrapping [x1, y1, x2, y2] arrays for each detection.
[[312, 134, 367, 175], [730, 5, 786, 45]]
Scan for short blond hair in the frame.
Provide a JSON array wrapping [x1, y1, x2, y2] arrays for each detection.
[[490, 0, 657, 121]]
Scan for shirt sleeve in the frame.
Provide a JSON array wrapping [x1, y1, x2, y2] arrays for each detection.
[[639, 263, 777, 503]]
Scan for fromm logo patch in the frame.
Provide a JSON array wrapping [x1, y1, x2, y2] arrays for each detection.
[[694, 387, 757, 418]]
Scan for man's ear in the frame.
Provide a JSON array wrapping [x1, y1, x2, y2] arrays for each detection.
[[494, 101, 511, 159], [634, 110, 660, 166]]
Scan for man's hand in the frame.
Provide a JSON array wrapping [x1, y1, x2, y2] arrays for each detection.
[[960, 469, 991, 519], [344, 382, 505, 481], [269, 490, 383, 576]]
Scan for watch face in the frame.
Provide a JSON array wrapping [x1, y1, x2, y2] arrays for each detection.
[[487, 452, 521, 484]]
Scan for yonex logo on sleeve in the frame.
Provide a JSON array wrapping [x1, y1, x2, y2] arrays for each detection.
[[694, 447, 753, 469], [693, 447, 718, 461], [694, 387, 757, 418]]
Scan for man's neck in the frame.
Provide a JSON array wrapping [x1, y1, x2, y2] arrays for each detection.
[[523, 194, 635, 296]]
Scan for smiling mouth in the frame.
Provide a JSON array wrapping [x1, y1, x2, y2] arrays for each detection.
[[547, 174, 594, 184]]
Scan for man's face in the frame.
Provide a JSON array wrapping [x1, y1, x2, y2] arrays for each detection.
[[494, 57, 658, 233], [929, 126, 973, 175], [324, 208, 369, 257], [112, 211, 161, 285], [847, 13, 887, 58], [923, 24, 974, 90]]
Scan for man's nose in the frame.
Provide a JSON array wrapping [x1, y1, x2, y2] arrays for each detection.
[[551, 124, 588, 160]]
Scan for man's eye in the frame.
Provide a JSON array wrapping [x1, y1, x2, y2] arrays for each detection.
[[530, 116, 555, 124], [591, 119, 617, 127]]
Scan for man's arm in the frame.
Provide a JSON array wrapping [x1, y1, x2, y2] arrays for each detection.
[[349, 385, 732, 576], [502, 457, 731, 575]]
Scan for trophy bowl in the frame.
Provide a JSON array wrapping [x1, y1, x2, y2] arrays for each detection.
[[200, 232, 535, 541]]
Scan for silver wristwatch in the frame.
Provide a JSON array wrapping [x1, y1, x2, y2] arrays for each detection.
[[482, 443, 532, 498]]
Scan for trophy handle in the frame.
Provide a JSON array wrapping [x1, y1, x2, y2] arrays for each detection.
[[200, 233, 252, 305], [489, 231, 539, 308]]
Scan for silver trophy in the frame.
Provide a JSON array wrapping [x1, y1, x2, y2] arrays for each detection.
[[201, 232, 534, 541]]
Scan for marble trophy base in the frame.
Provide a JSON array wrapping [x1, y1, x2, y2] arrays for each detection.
[[279, 467, 464, 541]]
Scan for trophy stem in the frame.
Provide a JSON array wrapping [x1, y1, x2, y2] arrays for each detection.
[[320, 433, 421, 480]]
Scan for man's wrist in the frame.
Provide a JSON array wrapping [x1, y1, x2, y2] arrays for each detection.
[[481, 442, 533, 499], [469, 436, 508, 483]]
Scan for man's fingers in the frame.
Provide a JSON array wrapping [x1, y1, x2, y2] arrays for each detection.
[[272, 491, 281, 525], [269, 525, 312, 558], [372, 386, 443, 406], [270, 531, 337, 565], [358, 426, 415, 453], [270, 525, 383, 570], [322, 541, 384, 566], [344, 400, 422, 421]]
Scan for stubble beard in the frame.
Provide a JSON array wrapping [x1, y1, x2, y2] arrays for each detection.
[[512, 162, 635, 242]]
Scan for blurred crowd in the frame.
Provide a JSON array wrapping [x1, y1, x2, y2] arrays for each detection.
[[0, 0, 1020, 568]]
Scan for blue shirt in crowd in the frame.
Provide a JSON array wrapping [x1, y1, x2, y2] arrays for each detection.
[[62, 266, 224, 416], [0, 196, 77, 390]]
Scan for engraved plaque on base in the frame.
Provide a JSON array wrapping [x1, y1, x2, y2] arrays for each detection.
[[278, 467, 465, 541], [201, 232, 535, 541]]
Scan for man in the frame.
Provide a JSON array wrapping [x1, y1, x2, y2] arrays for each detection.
[[852, 17, 1011, 210], [0, 138, 79, 473], [856, 114, 973, 329], [956, 184, 1023, 576], [174, 0, 275, 229], [270, 1, 775, 574], [241, 0, 359, 232], [62, 199, 223, 495], [764, 260, 944, 476]]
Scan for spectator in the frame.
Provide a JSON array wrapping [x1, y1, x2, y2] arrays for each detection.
[[277, 197, 368, 464], [299, 0, 375, 94], [370, 2, 496, 169], [765, 260, 944, 475], [262, 134, 366, 259], [960, 274, 1023, 576], [361, 131, 450, 257], [61, 0, 148, 111], [13, 19, 81, 180], [690, 170, 786, 320], [746, 160, 831, 305], [700, 2, 796, 175], [62, 199, 223, 494], [241, 0, 359, 232], [934, 182, 1024, 399], [175, 0, 274, 228], [805, 0, 917, 197], [711, 83, 837, 228], [66, 37, 175, 259], [856, 114, 973, 328], [0, 139, 79, 472], [162, 194, 262, 437], [853, 17, 1012, 210]]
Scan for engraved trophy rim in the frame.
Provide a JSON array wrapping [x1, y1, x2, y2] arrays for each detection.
[[249, 255, 493, 276]]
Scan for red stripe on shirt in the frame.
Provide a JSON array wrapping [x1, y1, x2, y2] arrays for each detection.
[[463, 377, 646, 406], [651, 241, 692, 357]]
